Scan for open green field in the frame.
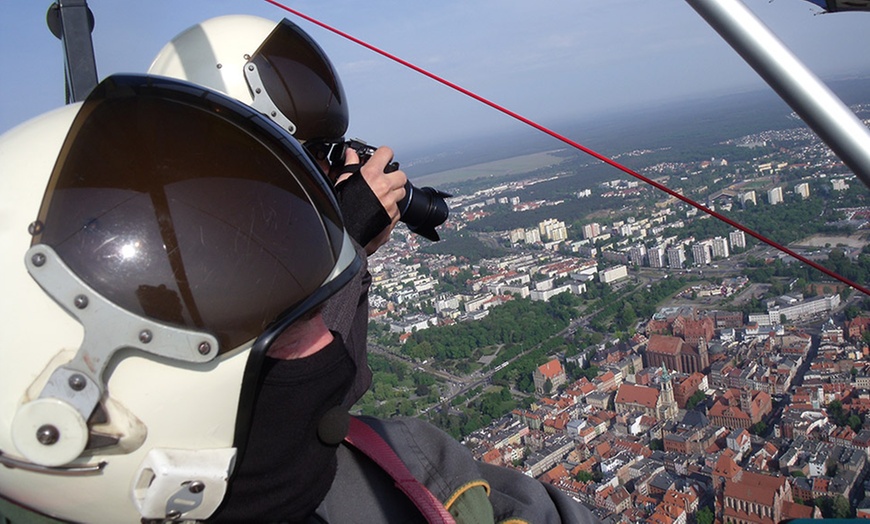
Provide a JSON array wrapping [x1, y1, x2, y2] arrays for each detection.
[[414, 150, 569, 187], [792, 232, 869, 249]]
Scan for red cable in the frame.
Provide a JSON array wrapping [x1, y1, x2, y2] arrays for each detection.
[[265, 0, 870, 297]]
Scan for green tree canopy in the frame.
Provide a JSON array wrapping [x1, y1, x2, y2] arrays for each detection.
[[696, 506, 714, 524]]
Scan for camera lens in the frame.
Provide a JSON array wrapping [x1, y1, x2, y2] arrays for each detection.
[[397, 181, 450, 242]]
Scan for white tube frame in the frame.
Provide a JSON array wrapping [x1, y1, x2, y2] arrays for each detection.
[[686, 0, 870, 188]]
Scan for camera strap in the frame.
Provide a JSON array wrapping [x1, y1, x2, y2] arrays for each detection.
[[344, 416, 456, 524]]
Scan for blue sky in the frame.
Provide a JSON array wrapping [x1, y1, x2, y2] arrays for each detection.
[[2, 1, 868, 155]]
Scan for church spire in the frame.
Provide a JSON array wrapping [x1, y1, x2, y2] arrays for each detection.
[[658, 363, 678, 421]]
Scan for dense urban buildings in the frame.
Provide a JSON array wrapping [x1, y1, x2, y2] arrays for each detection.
[[361, 106, 870, 522]]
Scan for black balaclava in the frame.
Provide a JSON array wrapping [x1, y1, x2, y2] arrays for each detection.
[[210, 335, 356, 523]]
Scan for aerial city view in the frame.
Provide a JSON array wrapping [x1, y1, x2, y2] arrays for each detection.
[[1, 2, 869, 523], [354, 83, 870, 522]]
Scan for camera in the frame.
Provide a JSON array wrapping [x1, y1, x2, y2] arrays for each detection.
[[346, 139, 450, 242]]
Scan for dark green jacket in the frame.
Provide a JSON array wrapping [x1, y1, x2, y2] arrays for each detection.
[[315, 416, 601, 524]]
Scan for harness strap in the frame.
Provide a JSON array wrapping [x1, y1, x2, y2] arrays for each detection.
[[344, 416, 457, 524]]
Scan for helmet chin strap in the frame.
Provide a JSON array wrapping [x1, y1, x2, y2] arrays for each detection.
[[244, 61, 297, 135], [9, 245, 218, 469]]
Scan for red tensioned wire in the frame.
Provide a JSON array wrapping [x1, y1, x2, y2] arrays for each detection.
[[266, 0, 870, 297]]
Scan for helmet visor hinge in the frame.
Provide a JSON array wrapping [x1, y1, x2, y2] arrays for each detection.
[[244, 61, 297, 135], [10, 245, 218, 468]]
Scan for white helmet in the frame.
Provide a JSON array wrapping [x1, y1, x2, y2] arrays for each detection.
[[149, 15, 350, 143], [0, 73, 359, 522]]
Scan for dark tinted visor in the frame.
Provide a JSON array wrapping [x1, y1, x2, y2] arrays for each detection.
[[32, 74, 352, 353], [250, 19, 349, 142]]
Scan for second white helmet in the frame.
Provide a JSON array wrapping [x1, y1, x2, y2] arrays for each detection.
[[149, 15, 349, 142]]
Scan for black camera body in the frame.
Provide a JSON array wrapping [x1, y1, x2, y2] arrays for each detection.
[[346, 139, 450, 242]]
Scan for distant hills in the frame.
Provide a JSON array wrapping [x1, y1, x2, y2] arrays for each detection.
[[405, 75, 870, 180]]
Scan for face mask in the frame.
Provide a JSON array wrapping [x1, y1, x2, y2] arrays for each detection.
[[211, 336, 355, 522]]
